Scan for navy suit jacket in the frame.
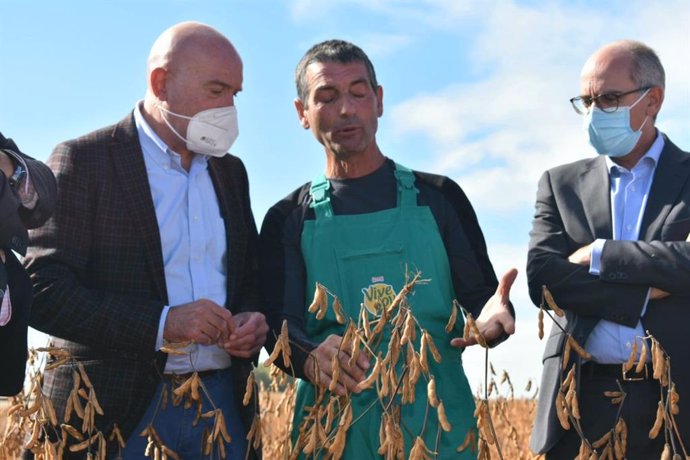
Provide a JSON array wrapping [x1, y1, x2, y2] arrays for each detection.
[[527, 134, 690, 453]]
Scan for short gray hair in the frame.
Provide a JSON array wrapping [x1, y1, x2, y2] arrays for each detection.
[[618, 40, 665, 89], [295, 39, 378, 105]]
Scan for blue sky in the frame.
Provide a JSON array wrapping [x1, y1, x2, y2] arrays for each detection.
[[2, 0, 689, 395]]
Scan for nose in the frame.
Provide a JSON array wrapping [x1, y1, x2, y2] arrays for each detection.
[[339, 94, 356, 117]]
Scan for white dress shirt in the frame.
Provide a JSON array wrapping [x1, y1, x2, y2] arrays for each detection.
[[134, 103, 231, 373], [586, 132, 664, 363]]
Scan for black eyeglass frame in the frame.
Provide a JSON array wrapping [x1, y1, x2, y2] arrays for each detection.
[[569, 86, 651, 115]]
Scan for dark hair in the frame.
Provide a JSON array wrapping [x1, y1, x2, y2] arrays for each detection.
[[295, 39, 378, 105]]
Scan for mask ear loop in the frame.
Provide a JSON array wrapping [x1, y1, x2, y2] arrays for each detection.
[[630, 88, 651, 133], [157, 103, 191, 145]]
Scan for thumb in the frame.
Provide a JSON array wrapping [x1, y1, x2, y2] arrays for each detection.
[[497, 268, 518, 300]]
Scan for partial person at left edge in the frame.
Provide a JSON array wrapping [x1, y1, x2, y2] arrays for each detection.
[[0, 132, 56, 397]]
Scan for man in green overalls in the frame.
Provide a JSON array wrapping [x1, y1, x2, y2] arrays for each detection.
[[260, 39, 517, 459]]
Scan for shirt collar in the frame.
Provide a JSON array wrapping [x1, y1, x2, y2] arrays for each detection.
[[606, 130, 665, 174], [133, 101, 209, 170]]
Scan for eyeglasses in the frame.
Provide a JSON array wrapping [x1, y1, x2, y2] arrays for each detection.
[[569, 86, 651, 115]]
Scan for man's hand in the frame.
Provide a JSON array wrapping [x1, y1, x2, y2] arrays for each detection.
[[451, 268, 517, 348], [220, 312, 269, 358], [568, 243, 594, 266], [164, 299, 234, 346], [304, 334, 370, 396]]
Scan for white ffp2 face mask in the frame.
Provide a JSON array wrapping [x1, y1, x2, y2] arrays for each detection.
[[159, 105, 239, 157]]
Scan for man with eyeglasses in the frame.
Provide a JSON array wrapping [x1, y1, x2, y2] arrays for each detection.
[[528, 40, 690, 459]]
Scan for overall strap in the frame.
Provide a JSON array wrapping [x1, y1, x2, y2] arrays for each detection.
[[309, 175, 334, 219], [393, 163, 419, 207]]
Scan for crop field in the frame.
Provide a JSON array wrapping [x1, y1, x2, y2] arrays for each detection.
[[0, 285, 683, 459]]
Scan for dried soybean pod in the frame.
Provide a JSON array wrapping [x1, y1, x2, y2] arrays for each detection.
[[538, 307, 545, 340], [437, 401, 452, 432], [445, 301, 458, 333], [77, 362, 94, 389], [591, 431, 611, 450], [670, 383, 680, 415], [635, 339, 648, 374], [424, 331, 442, 363], [328, 353, 340, 393], [542, 285, 565, 316], [263, 340, 283, 367], [308, 283, 326, 314], [467, 313, 487, 348], [109, 424, 126, 448], [348, 334, 361, 369], [578, 439, 592, 459], [427, 377, 440, 408], [556, 392, 570, 430], [400, 312, 415, 346], [359, 355, 381, 390], [279, 319, 292, 368], [89, 388, 105, 416], [623, 339, 638, 372], [649, 401, 665, 439], [457, 429, 476, 453], [332, 296, 345, 324], [243, 372, 255, 406], [568, 336, 592, 359]]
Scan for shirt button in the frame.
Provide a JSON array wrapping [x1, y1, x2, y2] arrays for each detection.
[[193, 215, 199, 221], [626, 341, 631, 348], [626, 224, 632, 231], [631, 186, 636, 192]]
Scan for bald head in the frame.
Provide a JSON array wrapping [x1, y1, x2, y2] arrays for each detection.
[[582, 40, 665, 91], [141, 22, 243, 159], [146, 22, 240, 85]]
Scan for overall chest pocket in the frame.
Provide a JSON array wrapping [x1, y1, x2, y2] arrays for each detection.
[[333, 243, 408, 318]]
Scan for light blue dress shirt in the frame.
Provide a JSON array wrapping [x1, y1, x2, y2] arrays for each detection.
[[586, 132, 664, 363], [134, 103, 231, 373]]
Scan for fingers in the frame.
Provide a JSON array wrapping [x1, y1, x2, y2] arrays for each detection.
[[222, 312, 269, 358], [164, 299, 234, 345], [450, 336, 475, 348], [305, 335, 370, 396]]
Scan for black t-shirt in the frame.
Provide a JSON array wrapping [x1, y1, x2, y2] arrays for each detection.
[[259, 158, 502, 379]]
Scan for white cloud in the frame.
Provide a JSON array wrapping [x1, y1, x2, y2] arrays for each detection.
[[388, 0, 690, 215]]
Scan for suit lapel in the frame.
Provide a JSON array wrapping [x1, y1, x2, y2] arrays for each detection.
[[640, 137, 690, 241], [208, 158, 245, 310], [579, 157, 613, 240], [109, 114, 168, 302]]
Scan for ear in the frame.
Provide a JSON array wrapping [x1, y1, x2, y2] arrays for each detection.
[[645, 86, 664, 119], [294, 98, 310, 129], [149, 67, 168, 101], [376, 85, 384, 117]]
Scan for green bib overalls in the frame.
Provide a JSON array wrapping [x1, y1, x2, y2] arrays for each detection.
[[293, 163, 477, 459]]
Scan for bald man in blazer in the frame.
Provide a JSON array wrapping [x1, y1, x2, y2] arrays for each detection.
[[24, 23, 267, 459]]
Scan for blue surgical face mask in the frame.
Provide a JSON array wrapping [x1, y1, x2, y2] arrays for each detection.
[[584, 88, 650, 158]]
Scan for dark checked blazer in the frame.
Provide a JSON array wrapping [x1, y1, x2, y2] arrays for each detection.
[[0, 133, 56, 396], [527, 134, 690, 454], [23, 113, 261, 458]]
